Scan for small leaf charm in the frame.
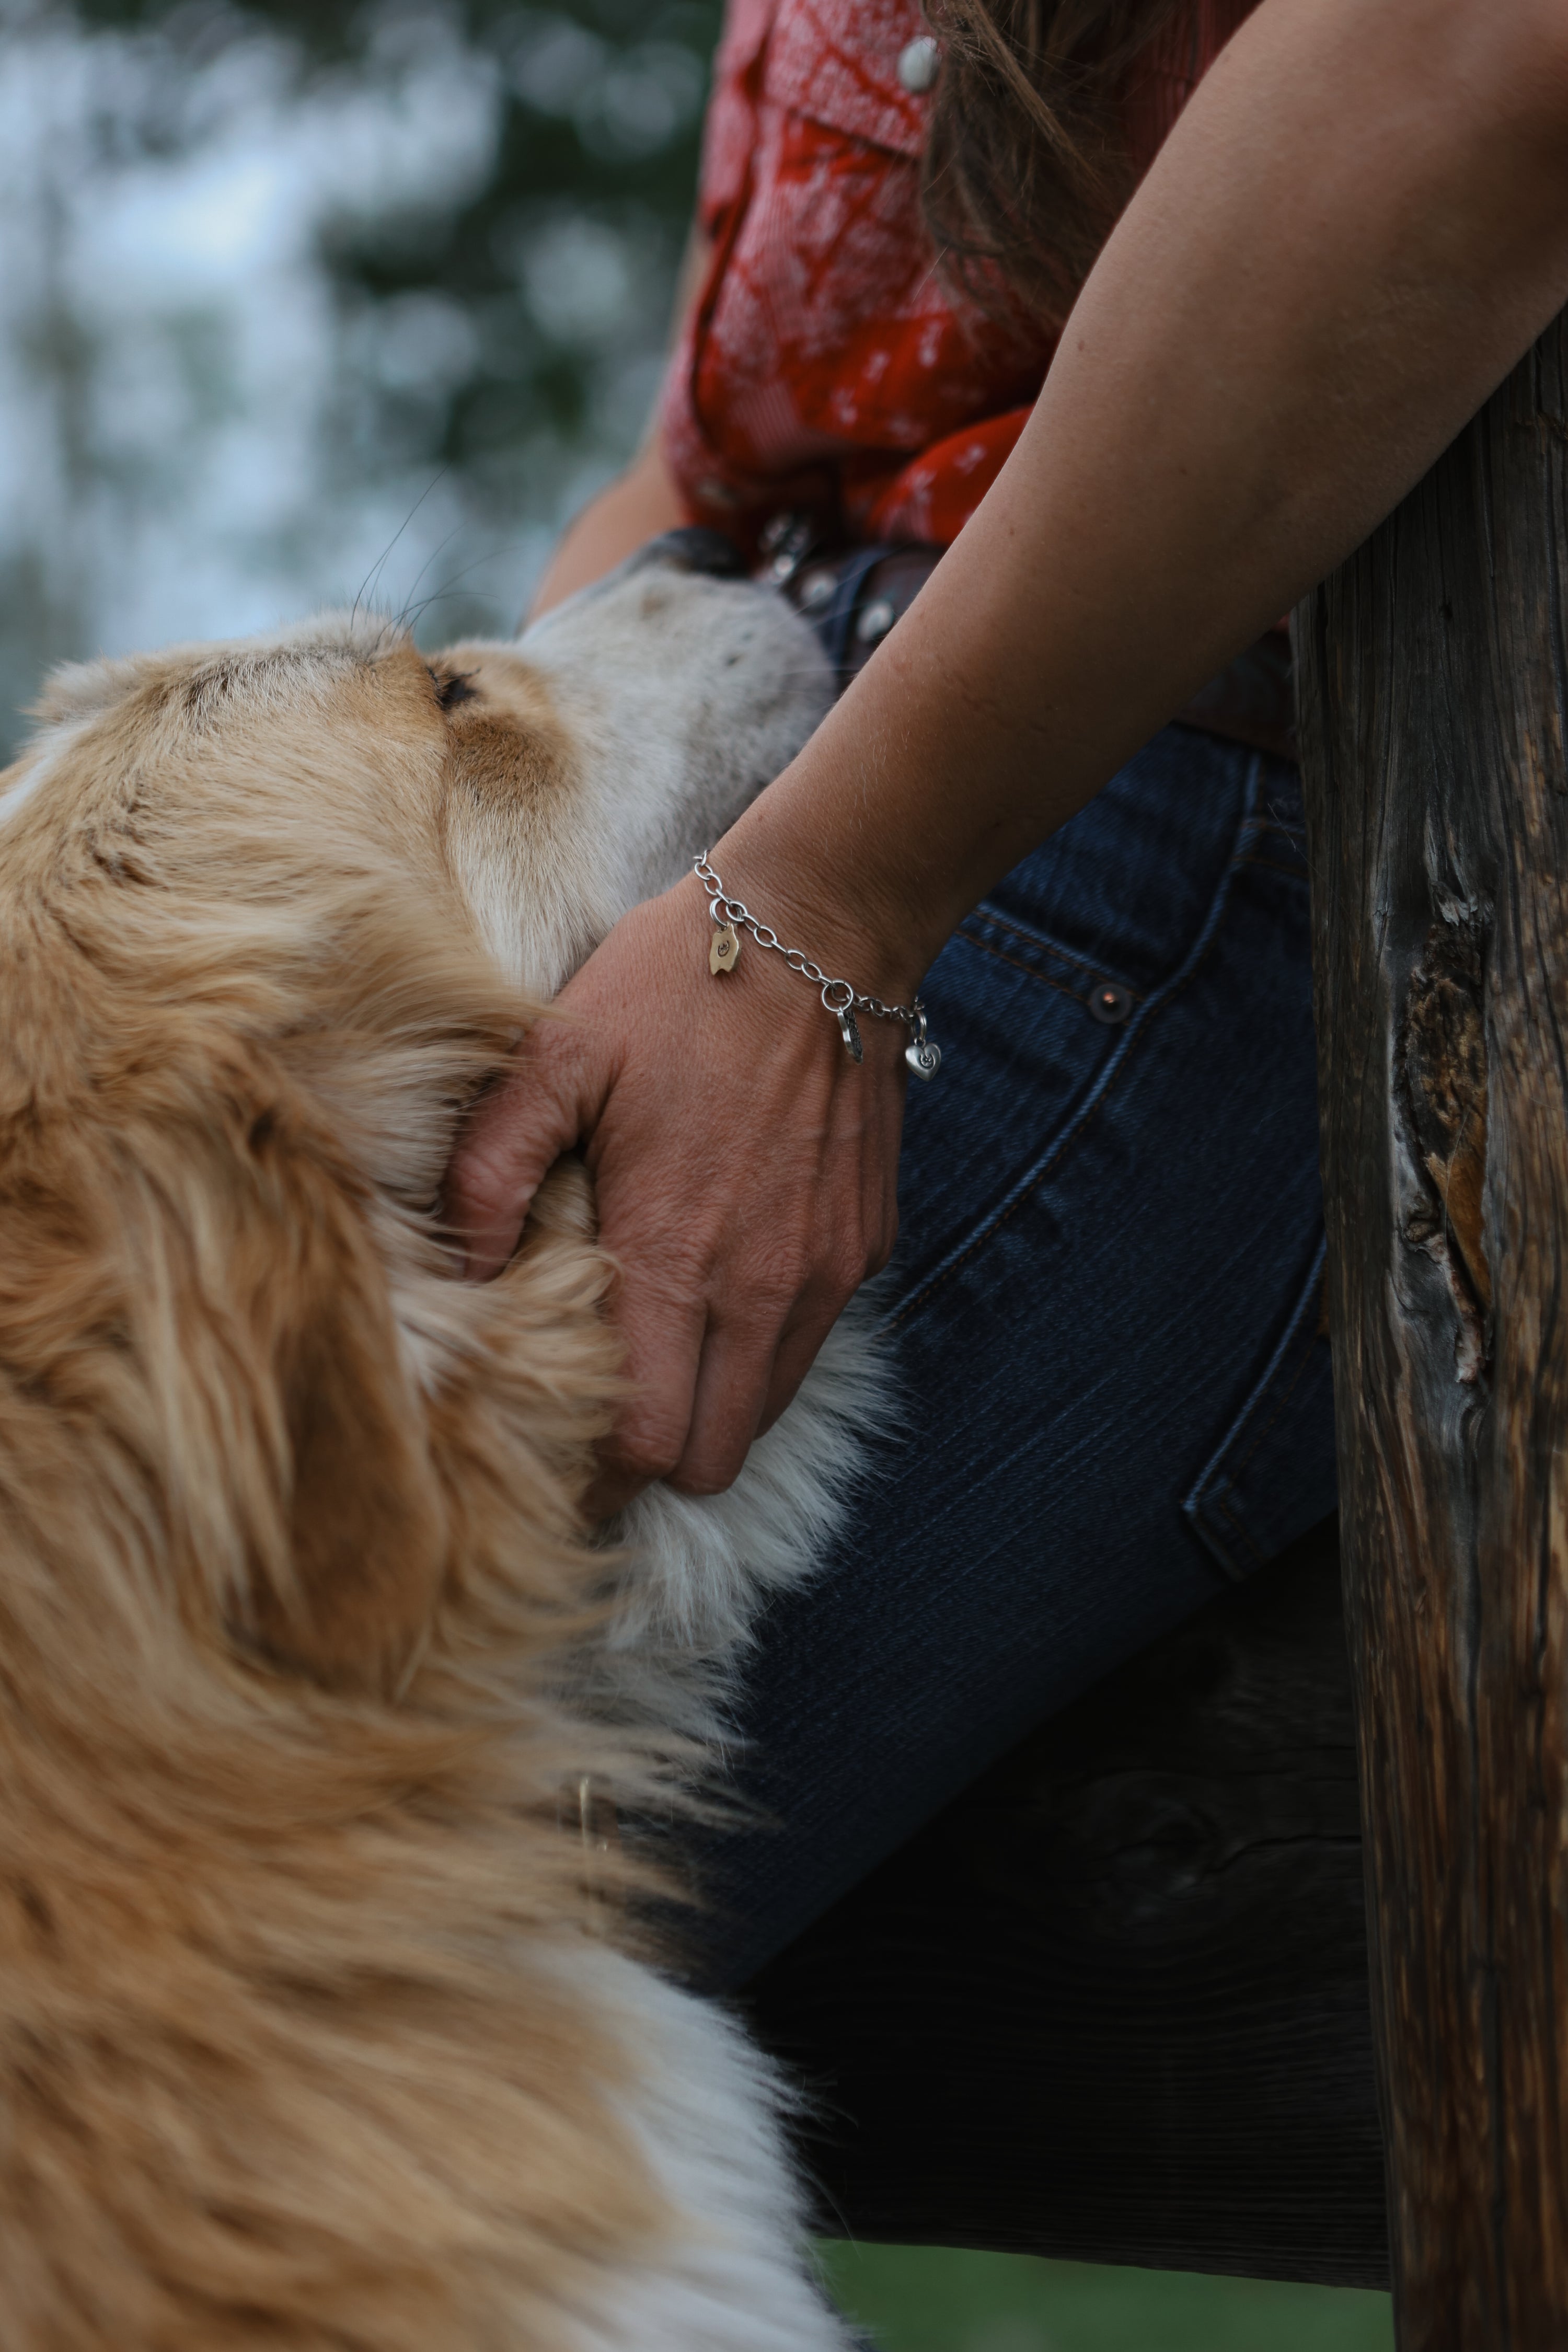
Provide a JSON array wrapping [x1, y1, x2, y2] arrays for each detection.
[[709, 921, 740, 975], [906, 1038, 942, 1080], [836, 1005, 863, 1063]]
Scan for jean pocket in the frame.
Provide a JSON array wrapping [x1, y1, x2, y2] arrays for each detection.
[[956, 904, 1144, 1023], [1183, 1230, 1338, 1579]]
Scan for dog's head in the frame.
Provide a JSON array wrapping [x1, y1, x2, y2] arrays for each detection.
[[0, 540, 831, 1694]]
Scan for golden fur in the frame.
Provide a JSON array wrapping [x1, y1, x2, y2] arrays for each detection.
[[0, 604, 844, 2348]]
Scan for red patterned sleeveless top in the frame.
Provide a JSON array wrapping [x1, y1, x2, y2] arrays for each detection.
[[660, 0, 1256, 550]]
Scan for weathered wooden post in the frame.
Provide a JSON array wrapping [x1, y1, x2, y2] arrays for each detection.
[[1297, 312, 1568, 2343]]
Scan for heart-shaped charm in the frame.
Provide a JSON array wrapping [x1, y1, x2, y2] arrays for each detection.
[[906, 1038, 941, 1080]]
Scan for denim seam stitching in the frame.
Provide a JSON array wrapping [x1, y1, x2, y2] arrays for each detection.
[[1226, 1311, 1321, 1489], [1182, 1229, 1330, 1555], [956, 929, 1127, 1008], [1213, 1488, 1269, 1570], [882, 754, 1265, 1337], [1200, 1325, 1321, 1574], [962, 907, 1137, 988]]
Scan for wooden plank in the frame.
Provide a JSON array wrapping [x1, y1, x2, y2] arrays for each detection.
[[1296, 312, 1568, 2344], [746, 1517, 1386, 2287]]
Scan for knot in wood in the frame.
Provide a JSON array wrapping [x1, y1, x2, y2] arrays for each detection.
[[1398, 911, 1492, 1377]]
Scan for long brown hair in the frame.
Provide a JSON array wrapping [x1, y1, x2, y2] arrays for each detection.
[[921, 0, 1183, 325]]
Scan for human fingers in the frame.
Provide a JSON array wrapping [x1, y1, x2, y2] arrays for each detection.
[[445, 1016, 611, 1279], [585, 1327, 705, 1522], [587, 1232, 710, 1486], [752, 1303, 849, 1443], [672, 1161, 900, 1484], [745, 1134, 900, 1441], [588, 1095, 855, 1501], [664, 1323, 782, 1495]]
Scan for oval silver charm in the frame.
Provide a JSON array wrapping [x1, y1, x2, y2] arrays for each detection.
[[837, 1005, 863, 1063], [906, 1038, 941, 1080]]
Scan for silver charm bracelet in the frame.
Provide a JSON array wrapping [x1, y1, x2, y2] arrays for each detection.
[[694, 851, 941, 1079]]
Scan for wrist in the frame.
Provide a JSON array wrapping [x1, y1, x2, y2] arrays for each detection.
[[709, 776, 944, 1016], [684, 849, 939, 1081], [702, 834, 923, 1022]]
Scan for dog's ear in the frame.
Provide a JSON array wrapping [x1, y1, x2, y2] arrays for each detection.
[[242, 1140, 448, 1695]]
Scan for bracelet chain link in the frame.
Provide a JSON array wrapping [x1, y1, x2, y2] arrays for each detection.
[[693, 851, 941, 1079]]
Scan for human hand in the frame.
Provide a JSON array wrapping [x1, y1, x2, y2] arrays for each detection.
[[444, 870, 912, 1511]]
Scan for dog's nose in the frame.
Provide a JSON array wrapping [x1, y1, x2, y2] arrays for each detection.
[[635, 527, 747, 580]]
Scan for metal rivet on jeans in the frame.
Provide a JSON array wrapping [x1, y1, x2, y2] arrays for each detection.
[[1087, 980, 1133, 1025], [897, 34, 940, 91], [856, 595, 897, 645]]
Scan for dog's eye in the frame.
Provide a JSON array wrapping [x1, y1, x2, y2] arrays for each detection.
[[431, 669, 478, 711]]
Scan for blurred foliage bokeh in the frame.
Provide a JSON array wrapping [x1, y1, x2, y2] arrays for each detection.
[[0, 0, 720, 751]]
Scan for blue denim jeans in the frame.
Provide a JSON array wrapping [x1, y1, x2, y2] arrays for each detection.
[[694, 723, 1336, 1989]]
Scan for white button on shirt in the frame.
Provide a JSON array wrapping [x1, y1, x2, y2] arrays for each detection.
[[896, 34, 940, 94]]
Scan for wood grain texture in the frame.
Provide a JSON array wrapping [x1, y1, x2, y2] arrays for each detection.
[[1296, 314, 1568, 2345], [746, 1519, 1386, 2287]]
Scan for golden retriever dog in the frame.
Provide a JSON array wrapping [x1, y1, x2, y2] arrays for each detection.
[[0, 537, 876, 2348]]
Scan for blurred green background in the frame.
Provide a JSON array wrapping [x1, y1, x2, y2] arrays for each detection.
[[0, 4, 1391, 2338], [820, 2244, 1393, 2351]]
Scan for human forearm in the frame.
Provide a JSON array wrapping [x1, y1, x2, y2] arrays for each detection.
[[447, 0, 1568, 1505], [717, 0, 1568, 991]]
